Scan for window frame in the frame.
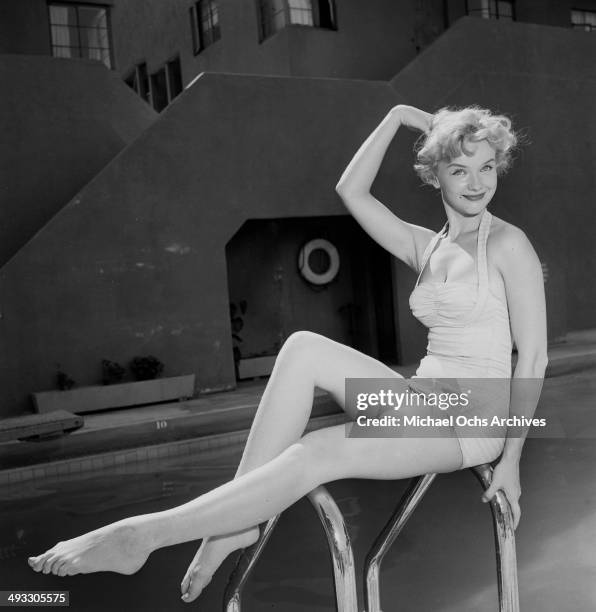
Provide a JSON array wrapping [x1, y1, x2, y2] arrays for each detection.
[[571, 8, 596, 31], [165, 55, 183, 102], [464, 0, 515, 21], [190, 0, 221, 55], [257, 0, 337, 43], [150, 66, 169, 113], [124, 61, 152, 105], [124, 57, 183, 112], [47, 1, 115, 69]]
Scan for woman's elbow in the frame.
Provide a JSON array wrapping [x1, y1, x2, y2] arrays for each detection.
[[516, 351, 549, 376], [534, 354, 549, 374], [334, 181, 346, 197], [335, 184, 368, 205], [335, 180, 353, 199]]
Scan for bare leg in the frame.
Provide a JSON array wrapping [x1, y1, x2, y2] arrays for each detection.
[[28, 332, 408, 579], [28, 421, 463, 577], [181, 331, 405, 601]]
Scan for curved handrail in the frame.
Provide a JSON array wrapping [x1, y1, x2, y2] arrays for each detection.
[[307, 486, 358, 611], [363, 474, 437, 612], [223, 484, 358, 612], [224, 465, 519, 612], [223, 515, 280, 612], [471, 464, 519, 612], [363, 465, 519, 612]]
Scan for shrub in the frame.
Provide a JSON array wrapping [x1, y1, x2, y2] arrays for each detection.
[[129, 355, 164, 381]]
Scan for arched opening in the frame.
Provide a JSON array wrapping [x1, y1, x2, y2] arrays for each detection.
[[225, 216, 399, 380]]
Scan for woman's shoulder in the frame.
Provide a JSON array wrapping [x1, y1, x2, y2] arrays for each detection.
[[487, 215, 539, 269]]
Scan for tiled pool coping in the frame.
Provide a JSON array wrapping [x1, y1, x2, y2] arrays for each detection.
[[0, 413, 347, 486]]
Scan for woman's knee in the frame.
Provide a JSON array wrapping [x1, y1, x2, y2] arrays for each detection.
[[291, 431, 341, 487], [277, 331, 327, 367]]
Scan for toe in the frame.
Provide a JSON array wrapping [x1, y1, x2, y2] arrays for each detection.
[[180, 572, 190, 595], [37, 553, 52, 574], [65, 564, 77, 577], [50, 557, 65, 576], [44, 553, 63, 575], [29, 555, 46, 572], [56, 560, 69, 577], [41, 555, 55, 574], [182, 569, 212, 603]]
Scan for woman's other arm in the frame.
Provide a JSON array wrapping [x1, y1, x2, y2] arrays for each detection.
[[335, 105, 434, 271], [482, 225, 548, 527]]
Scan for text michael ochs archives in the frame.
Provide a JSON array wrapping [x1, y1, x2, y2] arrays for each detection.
[[345, 378, 548, 437]]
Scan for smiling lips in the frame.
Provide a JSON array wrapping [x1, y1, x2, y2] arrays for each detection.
[[463, 192, 486, 201]]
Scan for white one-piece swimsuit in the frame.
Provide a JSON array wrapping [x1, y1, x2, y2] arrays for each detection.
[[408, 210, 511, 467]]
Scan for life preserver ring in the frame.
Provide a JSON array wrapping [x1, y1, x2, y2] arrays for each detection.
[[298, 239, 340, 286]]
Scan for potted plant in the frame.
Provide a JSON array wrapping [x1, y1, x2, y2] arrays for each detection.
[[32, 357, 195, 414]]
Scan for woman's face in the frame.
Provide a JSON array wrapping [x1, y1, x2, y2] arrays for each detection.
[[434, 139, 498, 216]]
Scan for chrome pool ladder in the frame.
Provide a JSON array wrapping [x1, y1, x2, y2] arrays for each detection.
[[223, 463, 519, 612]]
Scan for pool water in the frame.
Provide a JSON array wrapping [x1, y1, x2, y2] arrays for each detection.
[[2, 368, 596, 611]]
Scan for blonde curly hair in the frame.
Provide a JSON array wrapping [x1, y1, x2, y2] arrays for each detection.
[[414, 106, 518, 185]]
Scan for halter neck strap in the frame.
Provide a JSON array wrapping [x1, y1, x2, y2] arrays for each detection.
[[460, 209, 492, 325], [414, 210, 493, 326], [415, 222, 449, 288]]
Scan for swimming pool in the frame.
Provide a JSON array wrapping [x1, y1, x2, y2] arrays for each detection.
[[2, 368, 595, 611]]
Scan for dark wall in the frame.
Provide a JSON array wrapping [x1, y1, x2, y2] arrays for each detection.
[[0, 73, 399, 416], [0, 55, 156, 266], [227, 217, 360, 358], [112, 0, 435, 82], [226, 216, 396, 363], [4, 0, 596, 84], [3, 0, 596, 97], [112, 0, 596, 85], [0, 2, 50, 55], [113, 0, 291, 80], [277, 0, 420, 80]]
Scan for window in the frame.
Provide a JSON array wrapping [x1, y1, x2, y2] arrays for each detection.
[[137, 63, 150, 102], [571, 9, 596, 31], [150, 68, 168, 113], [166, 56, 183, 100], [124, 62, 151, 104], [258, 0, 337, 41], [190, 0, 221, 54], [466, 0, 514, 21], [48, 3, 112, 68], [125, 58, 182, 112]]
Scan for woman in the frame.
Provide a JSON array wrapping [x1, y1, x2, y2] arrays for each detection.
[[28, 105, 547, 605]]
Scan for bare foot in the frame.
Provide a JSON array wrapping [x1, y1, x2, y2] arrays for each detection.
[[28, 520, 152, 576], [180, 526, 260, 603]]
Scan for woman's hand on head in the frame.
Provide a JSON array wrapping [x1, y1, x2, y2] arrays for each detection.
[[392, 105, 433, 133], [481, 458, 522, 529]]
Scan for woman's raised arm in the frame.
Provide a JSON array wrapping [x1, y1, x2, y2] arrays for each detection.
[[335, 105, 434, 271]]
